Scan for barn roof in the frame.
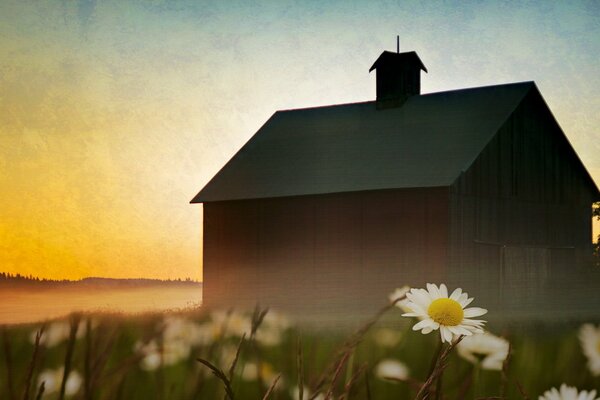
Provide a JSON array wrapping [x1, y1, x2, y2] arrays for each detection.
[[369, 50, 428, 73], [191, 81, 592, 203]]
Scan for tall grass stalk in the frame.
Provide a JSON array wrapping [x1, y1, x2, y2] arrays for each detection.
[[22, 325, 44, 400], [415, 335, 464, 400], [84, 318, 92, 400], [261, 374, 281, 400], [2, 328, 16, 400], [34, 382, 44, 400], [314, 295, 406, 395], [297, 335, 304, 400], [196, 358, 236, 400], [58, 315, 80, 400]]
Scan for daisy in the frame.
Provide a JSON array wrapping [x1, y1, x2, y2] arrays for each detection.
[[456, 331, 509, 370], [374, 359, 410, 382], [538, 384, 599, 400], [37, 367, 82, 397], [373, 328, 402, 348], [389, 286, 411, 304], [401, 283, 487, 343], [291, 386, 324, 400], [579, 324, 600, 376]]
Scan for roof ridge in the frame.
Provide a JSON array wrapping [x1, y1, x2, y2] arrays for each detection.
[[276, 81, 536, 113]]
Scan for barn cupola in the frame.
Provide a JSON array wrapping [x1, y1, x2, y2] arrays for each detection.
[[369, 41, 427, 108]]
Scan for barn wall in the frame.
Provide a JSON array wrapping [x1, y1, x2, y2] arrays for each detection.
[[449, 89, 597, 316], [203, 188, 449, 321]]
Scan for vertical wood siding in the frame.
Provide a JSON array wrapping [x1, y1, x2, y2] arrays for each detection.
[[449, 89, 597, 315], [203, 188, 449, 321]]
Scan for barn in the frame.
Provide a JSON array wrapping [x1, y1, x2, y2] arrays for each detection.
[[191, 49, 599, 323]]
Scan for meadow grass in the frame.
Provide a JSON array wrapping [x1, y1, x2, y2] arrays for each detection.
[[0, 305, 598, 399]]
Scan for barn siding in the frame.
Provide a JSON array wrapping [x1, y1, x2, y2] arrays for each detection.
[[203, 188, 449, 321], [449, 89, 596, 314]]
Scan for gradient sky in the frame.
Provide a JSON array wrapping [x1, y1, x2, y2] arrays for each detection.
[[1, 1, 598, 281]]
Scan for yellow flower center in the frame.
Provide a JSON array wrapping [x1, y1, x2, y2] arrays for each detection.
[[427, 298, 464, 326]]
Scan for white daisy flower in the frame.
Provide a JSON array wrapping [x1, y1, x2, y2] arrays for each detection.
[[30, 320, 96, 348], [240, 361, 277, 382], [37, 367, 82, 397], [374, 359, 410, 382], [401, 283, 487, 343], [373, 328, 402, 348], [291, 386, 324, 400], [389, 286, 413, 314], [134, 338, 191, 371], [457, 331, 509, 370], [538, 384, 599, 400], [389, 286, 411, 304], [579, 324, 600, 376]]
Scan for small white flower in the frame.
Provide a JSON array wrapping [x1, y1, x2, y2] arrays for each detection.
[[240, 362, 279, 386], [135, 338, 190, 371], [291, 386, 323, 400], [262, 311, 292, 331], [241, 362, 259, 381], [37, 368, 82, 397], [457, 331, 509, 370], [374, 359, 410, 382], [401, 283, 487, 343], [389, 286, 411, 304], [255, 327, 283, 346], [373, 328, 402, 348], [37, 369, 60, 395], [64, 370, 82, 397], [579, 324, 600, 376], [538, 384, 599, 400], [255, 310, 291, 346], [210, 310, 252, 338], [30, 320, 94, 348], [140, 352, 162, 371]]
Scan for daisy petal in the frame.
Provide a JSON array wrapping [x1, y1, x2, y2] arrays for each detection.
[[439, 284, 448, 298], [450, 288, 462, 300], [463, 307, 488, 318], [441, 326, 453, 343], [427, 283, 440, 299], [412, 319, 434, 331], [461, 297, 474, 307]]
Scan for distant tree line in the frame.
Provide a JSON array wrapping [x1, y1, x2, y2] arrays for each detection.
[[0, 273, 200, 286], [0, 272, 71, 283]]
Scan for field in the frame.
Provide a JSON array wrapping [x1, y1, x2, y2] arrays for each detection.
[[1, 296, 599, 400]]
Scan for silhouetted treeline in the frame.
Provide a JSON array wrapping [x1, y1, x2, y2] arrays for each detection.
[[0, 273, 201, 287]]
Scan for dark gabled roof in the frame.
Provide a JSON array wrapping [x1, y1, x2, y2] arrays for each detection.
[[191, 82, 536, 203], [369, 51, 428, 73]]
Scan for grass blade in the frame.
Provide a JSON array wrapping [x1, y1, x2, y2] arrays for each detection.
[[415, 335, 464, 400], [228, 333, 246, 381], [59, 315, 80, 400], [197, 357, 235, 400], [323, 351, 350, 400], [34, 382, 45, 400], [516, 380, 530, 400], [84, 318, 92, 400], [297, 335, 304, 400], [3, 328, 16, 400], [22, 325, 44, 400], [261, 374, 281, 400]]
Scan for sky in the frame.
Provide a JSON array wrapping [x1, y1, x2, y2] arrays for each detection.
[[0, 1, 598, 281]]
